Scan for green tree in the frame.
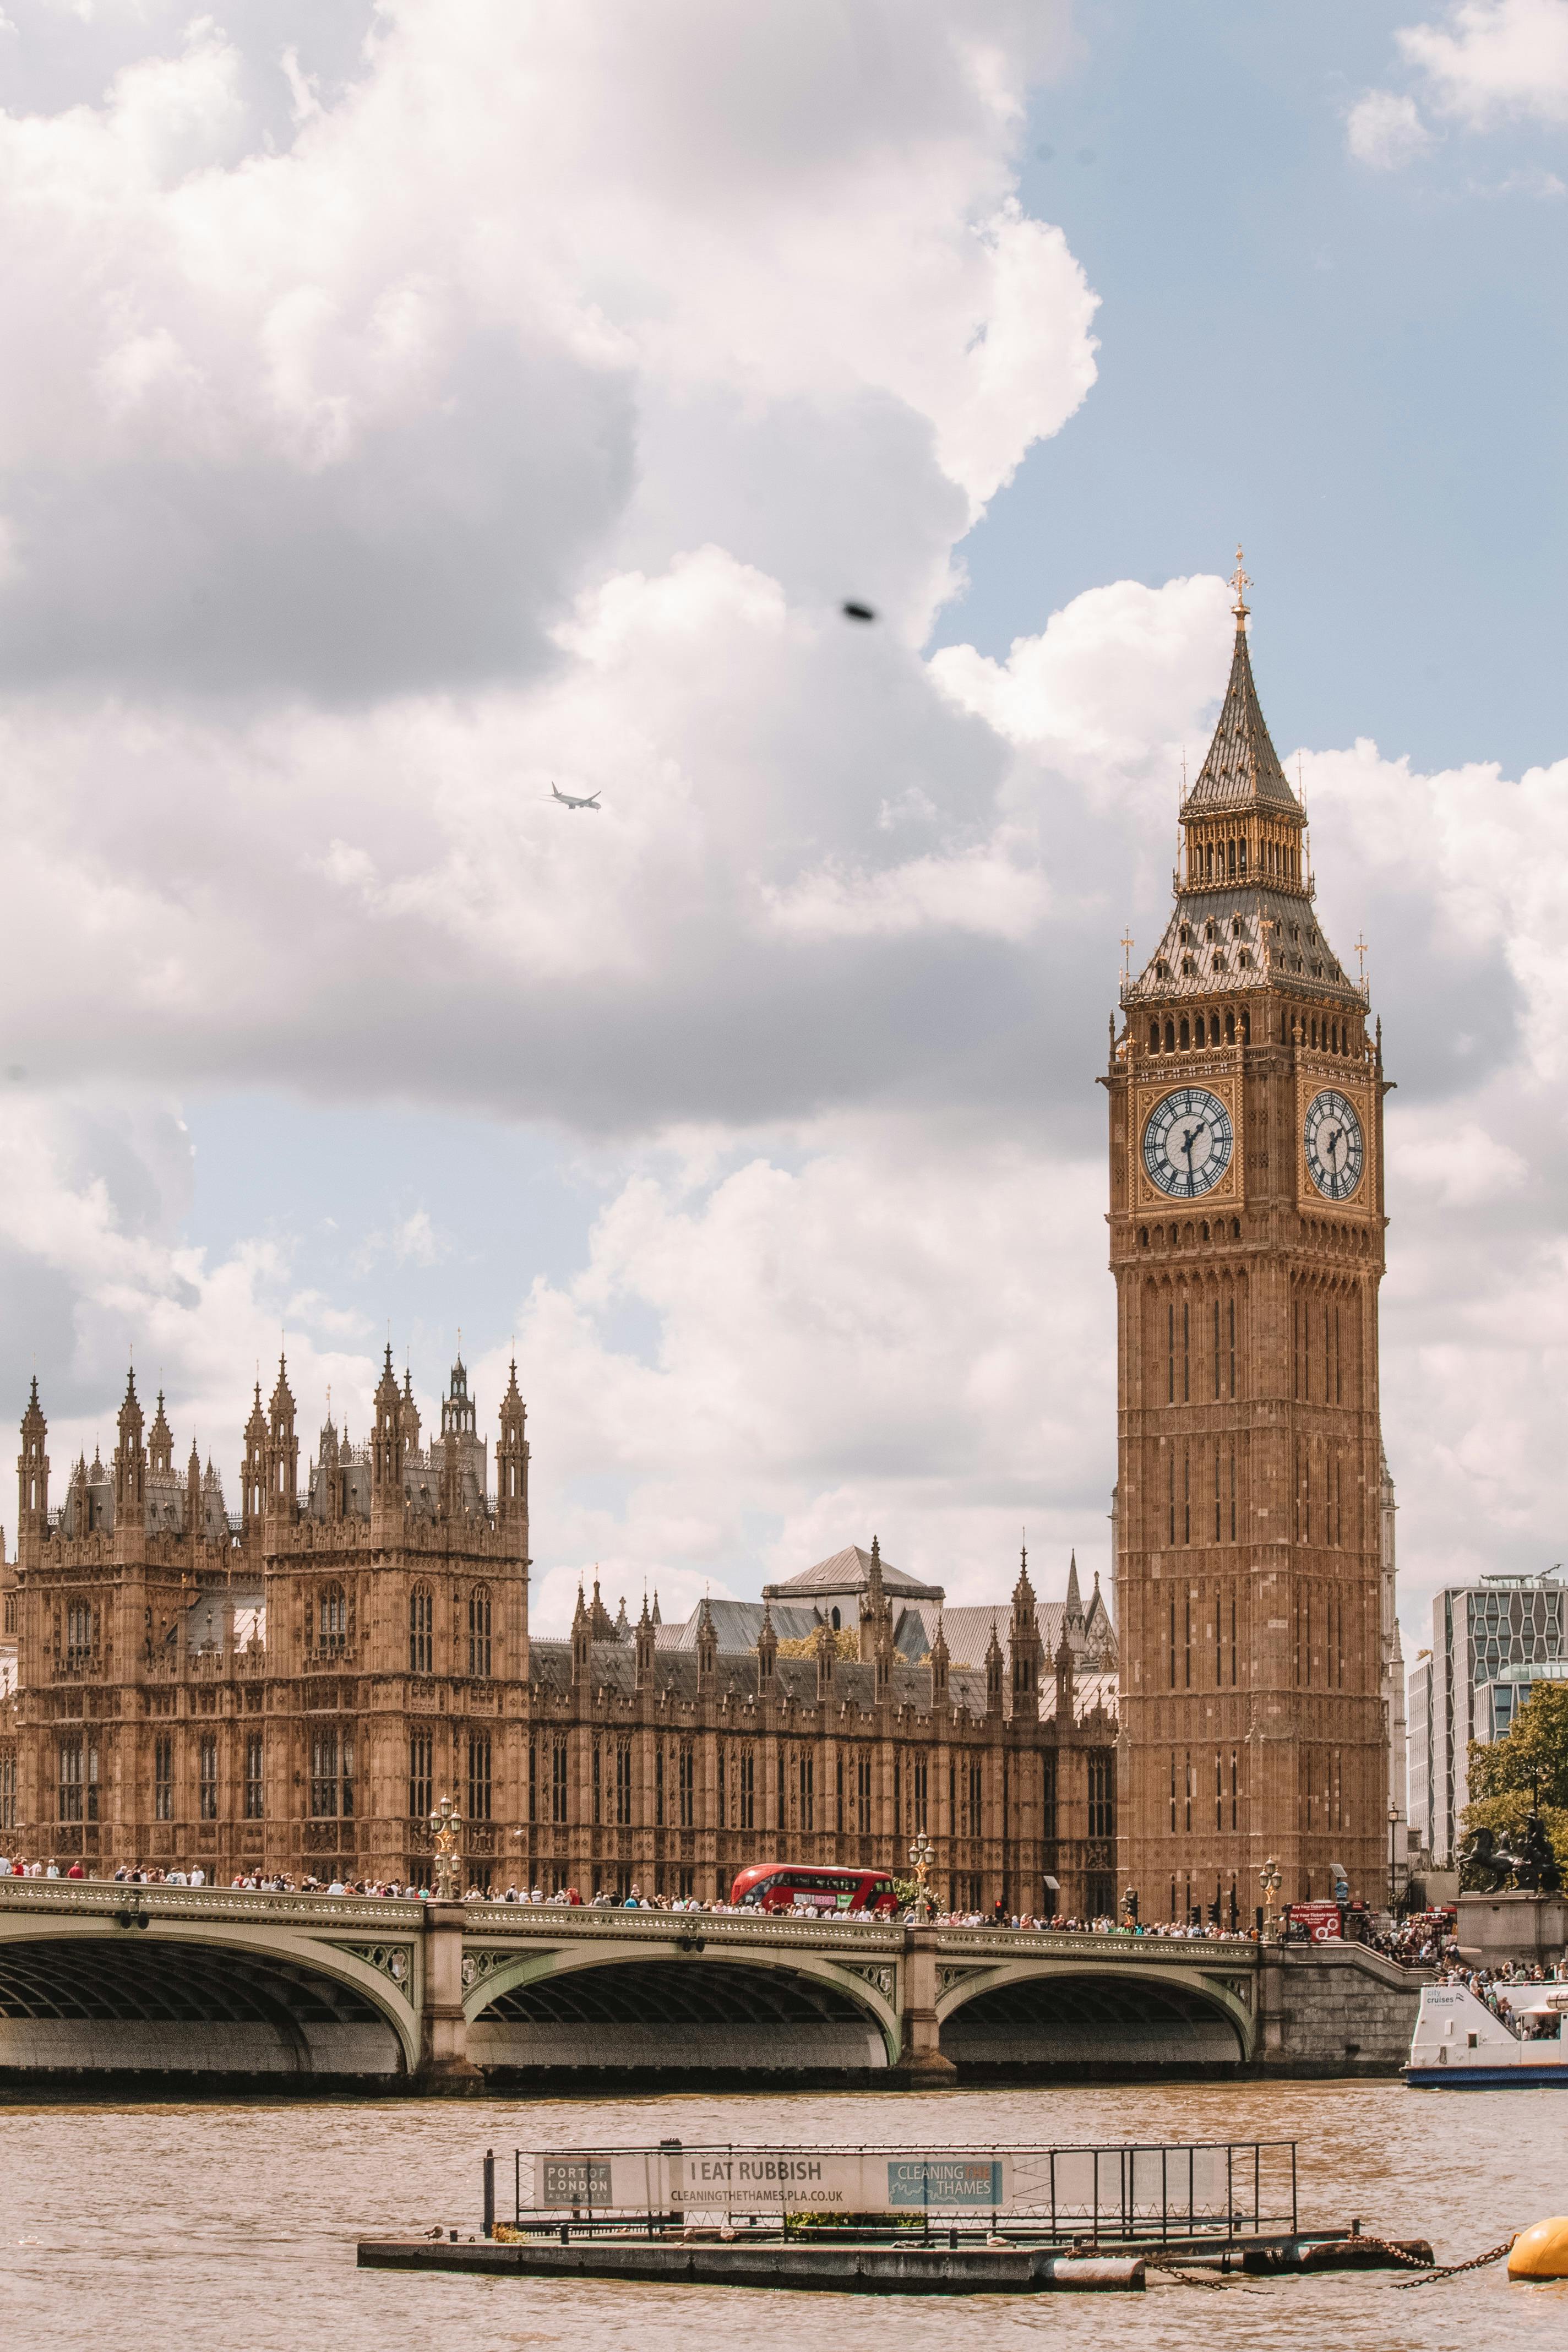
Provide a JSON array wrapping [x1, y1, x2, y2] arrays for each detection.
[[1461, 1681, 1568, 1880]]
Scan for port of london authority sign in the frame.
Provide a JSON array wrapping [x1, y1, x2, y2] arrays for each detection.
[[532, 2149, 1011, 2213]]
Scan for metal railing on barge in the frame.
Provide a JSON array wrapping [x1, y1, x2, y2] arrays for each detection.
[[492, 2138, 1299, 2248]]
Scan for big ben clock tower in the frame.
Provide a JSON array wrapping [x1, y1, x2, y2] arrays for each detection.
[[1107, 557, 1389, 1923]]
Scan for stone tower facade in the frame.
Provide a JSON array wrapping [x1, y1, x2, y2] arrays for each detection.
[[1107, 564, 1389, 1920]]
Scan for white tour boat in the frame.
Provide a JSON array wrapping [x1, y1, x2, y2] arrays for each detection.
[[1406, 1979, 1568, 2087]]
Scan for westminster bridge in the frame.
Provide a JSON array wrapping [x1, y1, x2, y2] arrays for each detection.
[[0, 1879, 1425, 2089]]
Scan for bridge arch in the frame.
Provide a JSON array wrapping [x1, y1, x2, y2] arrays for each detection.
[[0, 1922, 417, 2077], [467, 1941, 898, 2073], [937, 1962, 1251, 2074]]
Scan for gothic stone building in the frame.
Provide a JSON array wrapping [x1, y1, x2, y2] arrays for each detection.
[[1108, 567, 1390, 1921], [0, 1354, 1118, 1914]]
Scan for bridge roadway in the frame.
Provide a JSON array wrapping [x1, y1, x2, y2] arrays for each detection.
[[0, 1880, 1424, 2090]]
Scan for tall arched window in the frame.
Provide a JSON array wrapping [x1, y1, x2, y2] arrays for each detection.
[[1148, 1020, 1159, 1053], [409, 1583, 433, 1675], [468, 1584, 492, 1679], [1179, 1016, 1190, 1050], [318, 1584, 347, 1652], [1164, 1020, 1175, 1053]]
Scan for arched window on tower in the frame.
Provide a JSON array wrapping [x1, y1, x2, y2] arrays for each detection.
[[469, 1583, 493, 1679], [1227, 839, 1236, 876], [1164, 1020, 1175, 1053], [1224, 1010, 1235, 1044], [1238, 837, 1248, 874], [1149, 1021, 1159, 1053], [409, 1583, 433, 1675], [318, 1583, 346, 1653], [1179, 1016, 1190, 1049]]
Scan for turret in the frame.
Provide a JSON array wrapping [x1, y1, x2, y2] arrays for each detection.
[[756, 1599, 777, 1691], [400, 1366, 421, 1456], [241, 1382, 266, 1537], [1010, 1545, 1041, 1711], [696, 1594, 717, 1690], [113, 1368, 146, 1561], [984, 1618, 1005, 1718], [441, 1355, 477, 1441], [1054, 1625, 1076, 1725], [635, 1593, 656, 1690], [186, 1441, 201, 1538], [815, 1615, 836, 1702], [265, 1355, 298, 1521], [570, 1583, 591, 1683], [929, 1611, 950, 1709], [496, 1359, 528, 1550], [370, 1345, 405, 1543], [17, 1378, 48, 1565], [148, 1389, 173, 1476]]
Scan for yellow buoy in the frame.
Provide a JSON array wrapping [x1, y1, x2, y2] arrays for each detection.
[[1508, 2218, 1568, 2280]]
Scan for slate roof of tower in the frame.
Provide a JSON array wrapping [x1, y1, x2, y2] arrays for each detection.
[[1182, 622, 1300, 815], [1123, 888, 1364, 1009], [763, 1544, 944, 1604]]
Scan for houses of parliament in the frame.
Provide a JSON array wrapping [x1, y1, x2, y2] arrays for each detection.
[[0, 570, 1396, 1919]]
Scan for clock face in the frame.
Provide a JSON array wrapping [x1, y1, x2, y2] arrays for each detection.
[[1304, 1088, 1364, 1201], [1142, 1087, 1233, 1199]]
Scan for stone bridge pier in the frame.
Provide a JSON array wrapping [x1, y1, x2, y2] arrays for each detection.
[[0, 1882, 1427, 2091]]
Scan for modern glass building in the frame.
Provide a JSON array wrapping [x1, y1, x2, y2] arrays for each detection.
[[1406, 1567, 1566, 1864]]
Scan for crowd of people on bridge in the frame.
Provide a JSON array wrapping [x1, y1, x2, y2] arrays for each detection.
[[0, 1865, 1474, 1965]]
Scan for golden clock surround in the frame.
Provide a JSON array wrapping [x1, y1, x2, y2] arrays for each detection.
[[1131, 1066, 1243, 1215], [1295, 1069, 1375, 1218]]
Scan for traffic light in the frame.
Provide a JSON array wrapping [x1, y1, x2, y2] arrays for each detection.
[[1123, 1887, 1139, 1923], [1207, 1895, 1221, 1926]]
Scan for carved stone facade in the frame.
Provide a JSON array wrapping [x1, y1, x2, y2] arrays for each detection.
[[1108, 574, 1390, 1918], [0, 1357, 1117, 1916]]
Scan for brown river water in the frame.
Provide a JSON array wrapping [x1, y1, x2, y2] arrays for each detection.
[[4, 2081, 1565, 2352]]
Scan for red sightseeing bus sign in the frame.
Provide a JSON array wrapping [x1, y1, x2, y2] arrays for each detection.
[[1288, 1899, 1343, 1942]]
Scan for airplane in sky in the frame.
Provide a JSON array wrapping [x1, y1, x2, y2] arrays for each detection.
[[549, 782, 601, 810]]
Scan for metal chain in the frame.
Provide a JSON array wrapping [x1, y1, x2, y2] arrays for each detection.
[[1139, 2250, 1232, 2290], [1142, 2234, 1518, 2291], [1392, 2236, 1517, 2289]]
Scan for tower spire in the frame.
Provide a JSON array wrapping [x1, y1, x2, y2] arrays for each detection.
[[1229, 542, 1251, 623]]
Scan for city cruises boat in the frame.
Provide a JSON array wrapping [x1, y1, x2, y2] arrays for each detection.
[[1406, 1981, 1568, 2087]]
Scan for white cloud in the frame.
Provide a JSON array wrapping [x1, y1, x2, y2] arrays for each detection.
[[1346, 90, 1435, 168], [1397, 0, 1568, 127], [2, 0, 1568, 1676]]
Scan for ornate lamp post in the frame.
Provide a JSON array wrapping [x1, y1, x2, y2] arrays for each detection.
[[1387, 1799, 1401, 1914], [1258, 1854, 1282, 1940], [429, 1794, 465, 1901], [908, 1829, 933, 1924]]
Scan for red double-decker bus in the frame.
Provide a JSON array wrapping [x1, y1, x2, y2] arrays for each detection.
[[729, 1863, 900, 1915]]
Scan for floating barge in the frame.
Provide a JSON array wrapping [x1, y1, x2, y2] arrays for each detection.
[[359, 2223, 1433, 2294], [357, 2136, 1431, 2296]]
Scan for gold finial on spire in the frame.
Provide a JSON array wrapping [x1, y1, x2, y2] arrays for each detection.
[[1119, 930, 1133, 986], [1354, 933, 1369, 994], [1229, 544, 1251, 622]]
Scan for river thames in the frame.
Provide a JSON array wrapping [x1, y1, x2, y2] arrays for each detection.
[[6, 2079, 1564, 2352]]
